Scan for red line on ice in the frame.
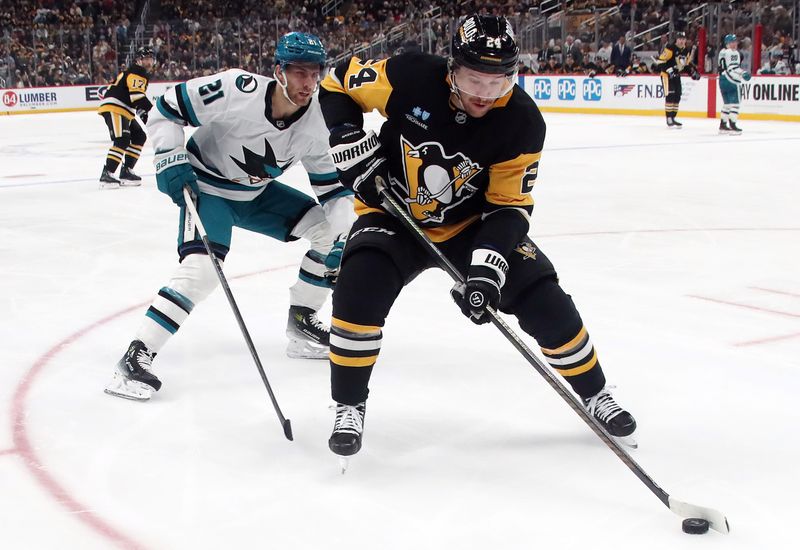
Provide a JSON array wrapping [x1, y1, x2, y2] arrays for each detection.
[[733, 331, 800, 347], [748, 286, 800, 299], [686, 295, 800, 319], [9, 264, 295, 550]]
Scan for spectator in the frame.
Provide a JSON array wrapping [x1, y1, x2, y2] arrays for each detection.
[[562, 53, 582, 74], [596, 41, 612, 62], [543, 55, 562, 74], [609, 35, 632, 73]]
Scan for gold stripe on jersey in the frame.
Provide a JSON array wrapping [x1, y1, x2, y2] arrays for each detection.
[[486, 152, 538, 212], [322, 57, 393, 116], [657, 46, 674, 65], [353, 200, 481, 243], [98, 103, 136, 120]]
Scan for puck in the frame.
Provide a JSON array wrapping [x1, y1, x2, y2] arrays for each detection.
[[682, 518, 710, 535]]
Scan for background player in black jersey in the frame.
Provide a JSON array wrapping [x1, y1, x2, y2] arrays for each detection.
[[97, 46, 154, 188], [655, 32, 701, 129], [319, 15, 638, 462]]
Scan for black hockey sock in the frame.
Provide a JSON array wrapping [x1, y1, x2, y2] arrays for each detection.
[[105, 146, 124, 172], [124, 143, 143, 168], [512, 278, 606, 399]]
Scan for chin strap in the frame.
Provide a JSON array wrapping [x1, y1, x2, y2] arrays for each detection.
[[274, 65, 299, 107]]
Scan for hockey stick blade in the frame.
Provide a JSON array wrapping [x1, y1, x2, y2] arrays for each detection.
[[283, 419, 293, 441], [668, 496, 730, 534]]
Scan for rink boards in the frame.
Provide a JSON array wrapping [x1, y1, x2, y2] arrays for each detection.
[[2, 74, 799, 122]]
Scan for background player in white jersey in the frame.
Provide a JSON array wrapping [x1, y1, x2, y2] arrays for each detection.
[[105, 32, 355, 401], [718, 34, 751, 135]]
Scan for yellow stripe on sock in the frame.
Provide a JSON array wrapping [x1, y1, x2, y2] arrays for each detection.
[[554, 352, 598, 377], [541, 326, 587, 355], [329, 352, 378, 367], [331, 317, 380, 334]]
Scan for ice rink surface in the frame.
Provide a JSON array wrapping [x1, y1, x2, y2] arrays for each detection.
[[1, 108, 798, 549]]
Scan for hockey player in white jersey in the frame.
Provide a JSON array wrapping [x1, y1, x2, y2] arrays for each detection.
[[105, 32, 355, 401], [718, 34, 751, 134]]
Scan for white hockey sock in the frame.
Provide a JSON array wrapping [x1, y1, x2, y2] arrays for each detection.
[[721, 107, 730, 123], [729, 104, 740, 123], [136, 254, 221, 352], [289, 205, 334, 311]]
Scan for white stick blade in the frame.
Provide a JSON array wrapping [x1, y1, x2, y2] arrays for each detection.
[[668, 496, 730, 534]]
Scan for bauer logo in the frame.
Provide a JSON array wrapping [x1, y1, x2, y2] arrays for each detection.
[[557, 78, 576, 100], [583, 78, 602, 101], [533, 78, 551, 100]]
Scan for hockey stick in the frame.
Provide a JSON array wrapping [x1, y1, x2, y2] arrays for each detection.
[[182, 187, 293, 441], [377, 183, 730, 534]]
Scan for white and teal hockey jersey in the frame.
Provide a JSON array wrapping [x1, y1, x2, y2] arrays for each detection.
[[149, 69, 350, 205], [718, 48, 746, 85]]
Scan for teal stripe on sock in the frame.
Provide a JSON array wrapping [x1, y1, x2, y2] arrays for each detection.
[[160, 287, 195, 312], [146, 309, 178, 334]]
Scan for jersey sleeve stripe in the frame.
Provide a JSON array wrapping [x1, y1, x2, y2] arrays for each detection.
[[175, 83, 201, 127], [308, 171, 339, 183], [156, 96, 186, 124], [317, 187, 354, 204]]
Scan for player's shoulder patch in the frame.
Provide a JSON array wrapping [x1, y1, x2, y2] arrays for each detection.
[[232, 71, 261, 94]]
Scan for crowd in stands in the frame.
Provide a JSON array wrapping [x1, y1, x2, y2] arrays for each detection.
[[1, 0, 797, 89]]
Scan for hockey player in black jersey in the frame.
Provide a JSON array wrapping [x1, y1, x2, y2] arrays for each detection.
[[655, 32, 701, 128], [97, 46, 154, 188], [319, 15, 638, 463]]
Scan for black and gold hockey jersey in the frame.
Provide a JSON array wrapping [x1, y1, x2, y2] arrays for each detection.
[[656, 43, 694, 75], [98, 64, 152, 120], [320, 53, 544, 254]]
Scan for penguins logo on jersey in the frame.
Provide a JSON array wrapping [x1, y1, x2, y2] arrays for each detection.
[[514, 241, 538, 261], [399, 136, 482, 223]]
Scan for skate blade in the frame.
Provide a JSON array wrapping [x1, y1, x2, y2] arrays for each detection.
[[338, 456, 350, 474], [104, 373, 152, 401], [286, 339, 329, 360], [615, 434, 638, 449], [119, 181, 142, 186], [99, 182, 120, 190]]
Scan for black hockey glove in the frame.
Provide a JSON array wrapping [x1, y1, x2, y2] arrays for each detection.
[[690, 69, 701, 81], [329, 124, 388, 208], [450, 248, 509, 325]]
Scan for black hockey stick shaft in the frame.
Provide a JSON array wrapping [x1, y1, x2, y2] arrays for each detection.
[[379, 185, 705, 518], [183, 187, 293, 441]]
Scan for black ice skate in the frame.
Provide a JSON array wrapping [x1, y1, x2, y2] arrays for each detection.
[[329, 401, 366, 473], [719, 120, 730, 134], [99, 167, 120, 189], [119, 166, 143, 186], [286, 305, 329, 359], [728, 121, 743, 135], [666, 116, 683, 129], [584, 386, 637, 448], [104, 340, 162, 401]]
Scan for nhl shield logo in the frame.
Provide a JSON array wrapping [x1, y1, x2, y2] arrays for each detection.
[[399, 136, 482, 223]]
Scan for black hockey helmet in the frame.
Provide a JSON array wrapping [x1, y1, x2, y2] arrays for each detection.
[[135, 46, 154, 60], [675, 32, 687, 40], [450, 15, 519, 76]]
